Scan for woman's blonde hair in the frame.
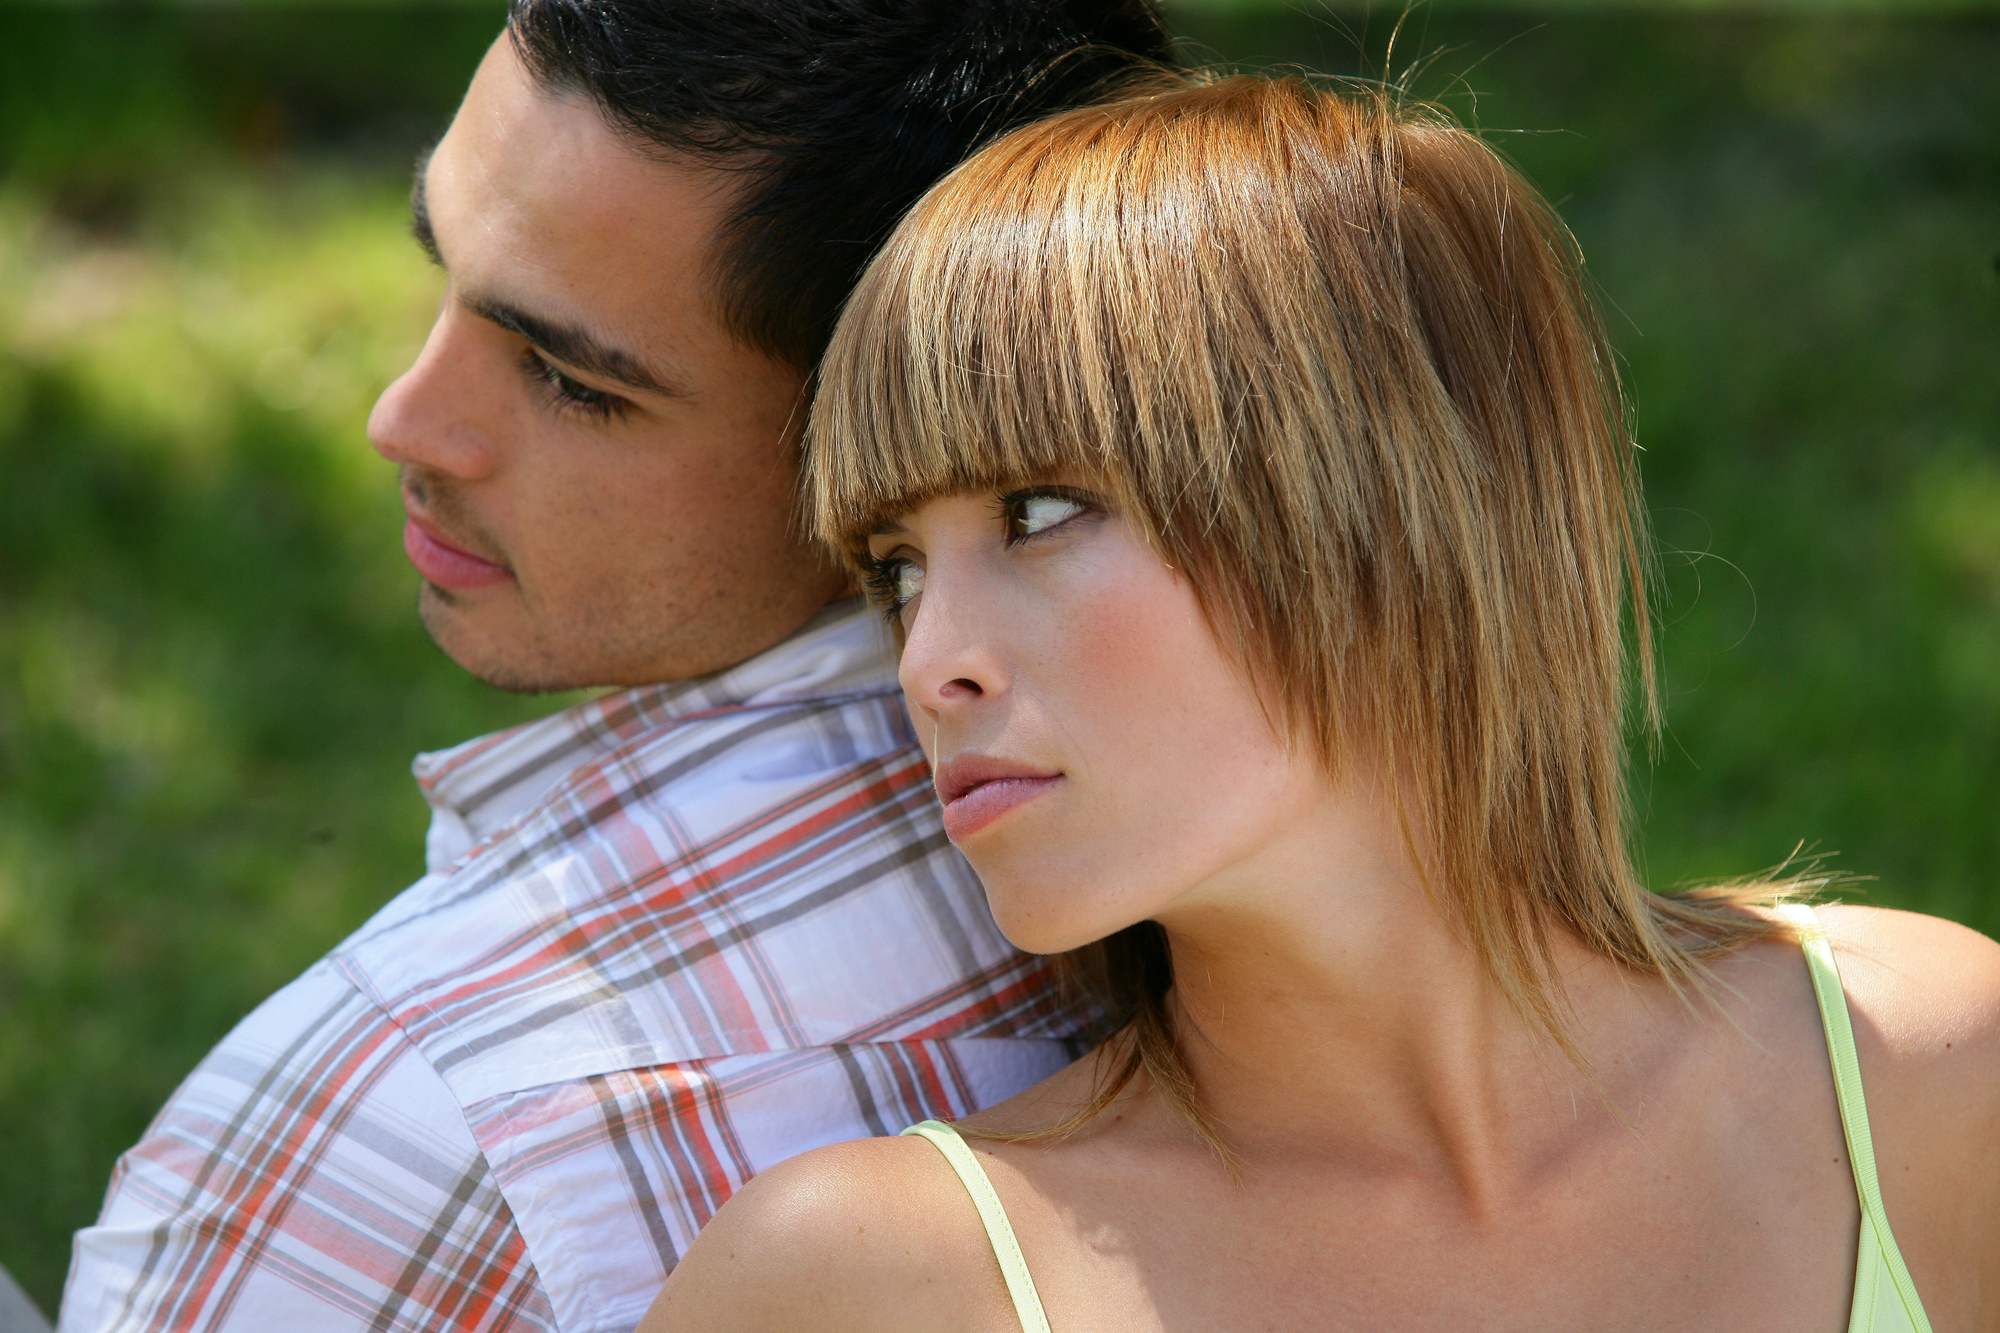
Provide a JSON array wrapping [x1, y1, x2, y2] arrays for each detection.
[[808, 72, 1818, 1139]]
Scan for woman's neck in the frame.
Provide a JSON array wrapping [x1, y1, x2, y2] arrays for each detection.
[[1150, 778, 1683, 1215]]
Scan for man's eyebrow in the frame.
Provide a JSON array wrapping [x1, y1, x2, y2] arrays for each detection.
[[410, 162, 442, 268], [461, 292, 692, 399], [405, 153, 688, 399]]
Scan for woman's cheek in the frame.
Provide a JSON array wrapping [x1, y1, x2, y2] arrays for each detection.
[[1002, 563, 1241, 935]]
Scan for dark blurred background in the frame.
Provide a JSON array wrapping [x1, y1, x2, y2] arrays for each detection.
[[1, 0, 1996, 1315]]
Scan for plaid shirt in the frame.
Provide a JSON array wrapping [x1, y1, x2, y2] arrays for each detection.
[[61, 601, 1096, 1333]]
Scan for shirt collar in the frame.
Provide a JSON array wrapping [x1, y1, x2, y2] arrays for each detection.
[[412, 598, 896, 870]]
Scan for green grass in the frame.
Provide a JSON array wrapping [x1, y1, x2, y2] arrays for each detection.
[[2, 4, 1997, 1317]]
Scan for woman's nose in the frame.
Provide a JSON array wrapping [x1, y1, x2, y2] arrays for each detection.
[[898, 571, 1006, 721]]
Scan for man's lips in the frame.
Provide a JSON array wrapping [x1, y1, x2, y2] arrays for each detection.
[[402, 511, 513, 590], [934, 755, 1062, 842]]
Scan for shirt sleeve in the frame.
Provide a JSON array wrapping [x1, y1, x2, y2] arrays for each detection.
[[58, 961, 557, 1333]]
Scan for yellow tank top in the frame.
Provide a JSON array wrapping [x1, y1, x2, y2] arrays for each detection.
[[903, 904, 1933, 1333]]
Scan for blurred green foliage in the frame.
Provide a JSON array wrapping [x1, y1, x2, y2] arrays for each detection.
[[1175, 7, 2000, 913], [1, 1, 1997, 1317], [0, 4, 550, 1312]]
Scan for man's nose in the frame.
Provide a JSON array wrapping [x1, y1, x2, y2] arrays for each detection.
[[366, 303, 499, 481]]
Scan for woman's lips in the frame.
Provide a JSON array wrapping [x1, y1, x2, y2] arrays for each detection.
[[935, 757, 1063, 841], [402, 514, 513, 590], [943, 775, 1061, 841]]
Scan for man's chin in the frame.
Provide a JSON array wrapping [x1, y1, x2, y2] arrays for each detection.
[[413, 573, 842, 694], [417, 584, 590, 695]]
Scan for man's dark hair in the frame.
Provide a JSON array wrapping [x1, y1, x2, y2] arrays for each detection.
[[508, 0, 1174, 372]]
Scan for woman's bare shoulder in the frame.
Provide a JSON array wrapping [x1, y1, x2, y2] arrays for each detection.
[[1811, 904, 2000, 1319], [1812, 903, 2000, 1063], [637, 1133, 1014, 1333]]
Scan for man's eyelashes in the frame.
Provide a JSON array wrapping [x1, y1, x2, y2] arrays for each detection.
[[519, 347, 629, 423]]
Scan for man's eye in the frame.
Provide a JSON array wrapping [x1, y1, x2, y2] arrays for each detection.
[[520, 348, 627, 422]]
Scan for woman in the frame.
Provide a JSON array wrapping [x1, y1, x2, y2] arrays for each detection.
[[642, 73, 2000, 1332]]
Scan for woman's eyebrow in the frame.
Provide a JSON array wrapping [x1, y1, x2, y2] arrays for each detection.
[[868, 517, 910, 537]]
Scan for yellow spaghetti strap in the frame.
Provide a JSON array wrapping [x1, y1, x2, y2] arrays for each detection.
[[901, 1120, 1053, 1333], [1777, 904, 1934, 1333]]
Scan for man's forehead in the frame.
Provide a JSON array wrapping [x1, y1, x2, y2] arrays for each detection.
[[421, 37, 744, 375], [432, 53, 728, 263]]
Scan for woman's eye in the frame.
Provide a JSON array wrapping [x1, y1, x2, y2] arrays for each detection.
[[864, 554, 925, 621], [892, 560, 926, 607], [1011, 494, 1087, 541]]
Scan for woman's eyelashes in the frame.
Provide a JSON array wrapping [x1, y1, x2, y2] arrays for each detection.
[[519, 347, 629, 423], [999, 487, 1100, 544], [863, 551, 925, 622]]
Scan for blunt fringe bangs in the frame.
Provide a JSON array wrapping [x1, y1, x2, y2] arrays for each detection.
[[809, 73, 1823, 1137]]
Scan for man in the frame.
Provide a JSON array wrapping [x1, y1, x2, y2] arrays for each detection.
[[59, 3, 1172, 1329]]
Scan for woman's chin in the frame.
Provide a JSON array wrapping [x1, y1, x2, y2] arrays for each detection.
[[1000, 923, 1088, 956], [983, 883, 1144, 957], [965, 825, 1161, 952]]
